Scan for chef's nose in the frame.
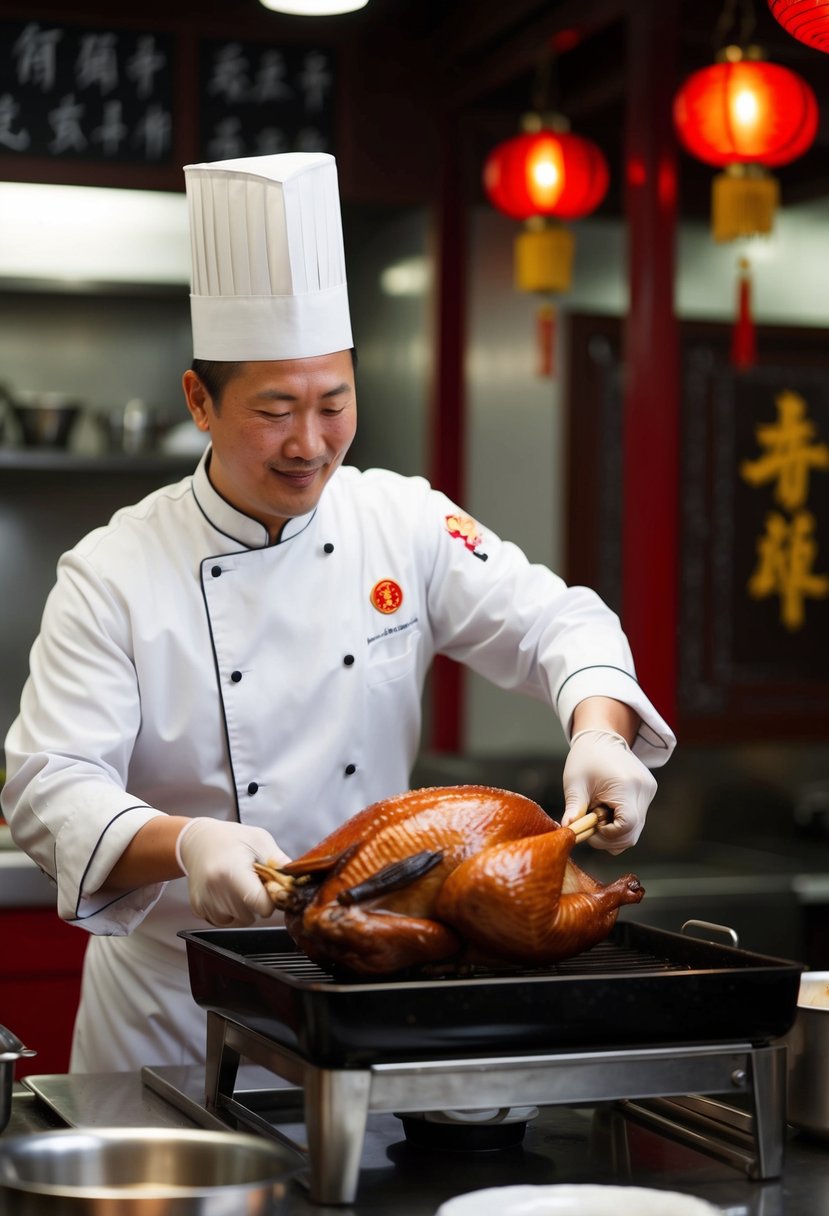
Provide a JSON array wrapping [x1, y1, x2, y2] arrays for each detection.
[[284, 412, 326, 460]]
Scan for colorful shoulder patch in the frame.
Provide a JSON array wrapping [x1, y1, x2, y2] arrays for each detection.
[[445, 512, 485, 554], [370, 578, 403, 614]]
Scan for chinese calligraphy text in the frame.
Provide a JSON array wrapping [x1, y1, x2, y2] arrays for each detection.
[[199, 40, 335, 161], [740, 389, 829, 630], [1, 20, 175, 165]]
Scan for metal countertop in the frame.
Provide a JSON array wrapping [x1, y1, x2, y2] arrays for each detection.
[[5, 1074, 829, 1215]]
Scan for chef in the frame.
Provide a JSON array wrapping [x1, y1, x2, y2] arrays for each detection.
[[2, 152, 676, 1073]]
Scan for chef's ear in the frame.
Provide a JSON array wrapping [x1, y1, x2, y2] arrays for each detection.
[[182, 369, 212, 432]]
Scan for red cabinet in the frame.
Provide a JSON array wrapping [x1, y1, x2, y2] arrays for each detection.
[[1, 908, 88, 1077]]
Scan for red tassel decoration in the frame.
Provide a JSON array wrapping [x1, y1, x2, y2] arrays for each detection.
[[731, 256, 756, 371], [536, 302, 556, 378]]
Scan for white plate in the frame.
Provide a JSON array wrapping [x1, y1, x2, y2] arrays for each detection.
[[436, 1184, 721, 1216], [417, 1106, 538, 1125]]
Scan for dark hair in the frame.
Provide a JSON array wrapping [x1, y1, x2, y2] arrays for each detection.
[[190, 359, 243, 409], [191, 348, 358, 411]]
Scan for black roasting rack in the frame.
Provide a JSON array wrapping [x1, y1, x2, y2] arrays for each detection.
[[176, 922, 802, 1204]]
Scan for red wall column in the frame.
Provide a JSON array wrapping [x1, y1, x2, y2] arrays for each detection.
[[428, 118, 467, 753], [622, 0, 681, 726]]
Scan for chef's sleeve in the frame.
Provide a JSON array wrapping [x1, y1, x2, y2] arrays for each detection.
[[420, 488, 675, 769], [2, 550, 167, 933]]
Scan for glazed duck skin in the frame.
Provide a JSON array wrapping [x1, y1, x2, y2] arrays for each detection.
[[255, 785, 644, 975]]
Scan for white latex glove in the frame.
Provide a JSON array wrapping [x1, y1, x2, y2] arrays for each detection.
[[176, 818, 291, 927], [561, 728, 657, 855]]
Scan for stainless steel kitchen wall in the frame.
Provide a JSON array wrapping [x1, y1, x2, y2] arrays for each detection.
[[0, 290, 193, 440]]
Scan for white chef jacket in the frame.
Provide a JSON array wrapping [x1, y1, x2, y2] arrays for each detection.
[[2, 448, 675, 1073]]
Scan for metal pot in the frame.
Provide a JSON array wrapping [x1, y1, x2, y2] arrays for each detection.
[[785, 971, 829, 1138], [0, 1126, 297, 1214], [0, 1024, 36, 1133]]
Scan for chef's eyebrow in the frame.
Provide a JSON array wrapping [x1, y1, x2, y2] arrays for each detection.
[[255, 382, 351, 402]]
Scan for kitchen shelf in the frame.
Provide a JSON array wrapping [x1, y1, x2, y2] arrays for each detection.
[[0, 449, 196, 475], [0, 277, 189, 300]]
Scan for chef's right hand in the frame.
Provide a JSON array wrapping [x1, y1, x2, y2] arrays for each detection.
[[176, 818, 291, 927]]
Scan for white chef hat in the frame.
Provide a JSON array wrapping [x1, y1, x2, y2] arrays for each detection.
[[183, 152, 352, 361]]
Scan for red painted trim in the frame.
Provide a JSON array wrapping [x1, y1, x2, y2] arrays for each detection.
[[428, 121, 467, 753], [622, 0, 680, 727], [2, 907, 86, 1076]]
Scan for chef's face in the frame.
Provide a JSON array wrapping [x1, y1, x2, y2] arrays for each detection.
[[183, 351, 357, 543]]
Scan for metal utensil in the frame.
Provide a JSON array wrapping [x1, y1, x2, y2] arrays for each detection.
[[0, 1126, 297, 1214]]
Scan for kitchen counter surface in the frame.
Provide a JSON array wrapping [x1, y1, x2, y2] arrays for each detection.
[[4, 1072, 829, 1215]]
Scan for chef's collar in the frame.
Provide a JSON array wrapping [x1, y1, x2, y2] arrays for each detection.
[[192, 445, 316, 549]]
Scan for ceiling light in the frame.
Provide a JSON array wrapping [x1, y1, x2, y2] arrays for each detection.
[[0, 182, 189, 285], [259, 0, 368, 14]]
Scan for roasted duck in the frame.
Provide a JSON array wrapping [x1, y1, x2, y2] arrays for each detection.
[[255, 785, 644, 976]]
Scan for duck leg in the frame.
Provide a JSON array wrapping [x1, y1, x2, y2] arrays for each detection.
[[435, 826, 645, 964]]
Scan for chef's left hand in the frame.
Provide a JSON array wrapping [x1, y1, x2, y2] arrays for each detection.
[[561, 728, 657, 854]]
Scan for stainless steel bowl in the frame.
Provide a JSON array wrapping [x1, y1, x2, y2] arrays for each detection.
[[10, 392, 83, 449], [0, 1126, 297, 1214], [103, 399, 170, 455]]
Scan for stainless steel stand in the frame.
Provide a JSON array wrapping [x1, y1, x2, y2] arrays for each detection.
[[203, 1009, 789, 1206]]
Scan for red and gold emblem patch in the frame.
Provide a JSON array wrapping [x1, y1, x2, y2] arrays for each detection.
[[370, 578, 403, 614], [445, 512, 484, 553]]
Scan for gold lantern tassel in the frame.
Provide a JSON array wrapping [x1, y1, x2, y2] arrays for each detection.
[[712, 164, 779, 242]]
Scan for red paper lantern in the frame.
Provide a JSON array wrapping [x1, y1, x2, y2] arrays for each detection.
[[673, 58, 818, 167], [673, 52, 818, 240], [483, 130, 609, 221], [483, 123, 609, 377], [769, 0, 829, 53]]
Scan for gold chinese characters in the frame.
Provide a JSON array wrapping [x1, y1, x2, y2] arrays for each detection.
[[740, 389, 829, 631]]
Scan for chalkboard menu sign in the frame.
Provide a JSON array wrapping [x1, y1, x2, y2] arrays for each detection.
[[0, 19, 175, 164], [198, 39, 335, 161]]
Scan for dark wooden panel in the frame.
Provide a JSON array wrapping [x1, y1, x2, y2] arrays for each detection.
[[566, 312, 829, 744], [679, 324, 829, 739]]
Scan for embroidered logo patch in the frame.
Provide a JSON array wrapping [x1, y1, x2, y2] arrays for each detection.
[[445, 512, 484, 553], [370, 578, 403, 614]]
